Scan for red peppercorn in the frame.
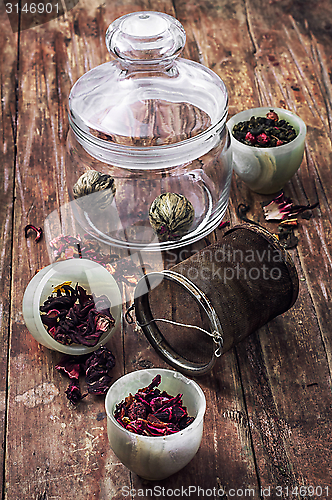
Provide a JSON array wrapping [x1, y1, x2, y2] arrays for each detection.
[[266, 110, 279, 121], [245, 132, 256, 145], [257, 133, 270, 145]]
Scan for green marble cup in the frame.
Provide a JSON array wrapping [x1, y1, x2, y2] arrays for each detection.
[[227, 107, 306, 194]]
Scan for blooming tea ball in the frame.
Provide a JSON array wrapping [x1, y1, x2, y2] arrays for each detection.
[[149, 193, 195, 241], [73, 170, 116, 210]]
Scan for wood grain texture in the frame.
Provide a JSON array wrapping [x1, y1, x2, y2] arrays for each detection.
[[2, 0, 332, 498], [0, 4, 17, 497], [6, 2, 129, 499]]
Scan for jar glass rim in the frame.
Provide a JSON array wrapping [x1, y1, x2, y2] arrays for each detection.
[[69, 103, 228, 169]]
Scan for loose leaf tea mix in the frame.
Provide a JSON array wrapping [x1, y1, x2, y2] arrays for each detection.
[[232, 110, 297, 147], [114, 374, 195, 436], [40, 282, 115, 346]]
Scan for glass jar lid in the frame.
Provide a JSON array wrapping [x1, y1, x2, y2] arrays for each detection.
[[68, 11, 228, 167]]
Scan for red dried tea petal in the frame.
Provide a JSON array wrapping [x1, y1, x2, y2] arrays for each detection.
[[150, 396, 172, 412], [55, 355, 81, 380], [179, 416, 195, 429], [25, 224, 43, 242], [128, 400, 148, 420], [65, 380, 86, 405], [114, 375, 194, 437], [256, 132, 270, 145], [85, 346, 116, 394], [217, 221, 230, 230], [146, 374, 161, 392], [40, 309, 61, 328]]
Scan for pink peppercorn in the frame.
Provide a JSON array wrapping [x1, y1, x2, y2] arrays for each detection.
[[245, 132, 256, 145], [257, 133, 270, 145]]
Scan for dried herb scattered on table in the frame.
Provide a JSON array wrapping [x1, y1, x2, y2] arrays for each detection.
[[261, 192, 319, 249], [56, 346, 116, 404], [25, 224, 43, 242], [262, 192, 319, 221], [114, 374, 195, 436], [40, 282, 115, 346], [232, 110, 297, 147], [49, 234, 147, 286]]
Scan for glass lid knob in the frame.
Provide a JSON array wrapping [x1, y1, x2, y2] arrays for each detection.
[[105, 11, 186, 63]]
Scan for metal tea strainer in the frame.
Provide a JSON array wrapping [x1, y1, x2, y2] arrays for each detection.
[[128, 224, 299, 376]]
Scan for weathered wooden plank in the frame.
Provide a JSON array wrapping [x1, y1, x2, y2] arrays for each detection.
[[223, 0, 332, 494], [0, 4, 17, 497], [237, 0, 332, 366], [5, 0, 332, 498], [121, 0, 261, 494], [6, 0, 205, 498], [167, 0, 332, 495], [6, 3, 130, 499], [236, 284, 332, 491]]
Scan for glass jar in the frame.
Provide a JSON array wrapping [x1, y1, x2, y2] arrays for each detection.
[[66, 11, 232, 250]]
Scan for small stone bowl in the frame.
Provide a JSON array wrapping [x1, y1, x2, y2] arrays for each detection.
[[105, 368, 206, 481], [22, 259, 122, 355], [227, 107, 307, 194]]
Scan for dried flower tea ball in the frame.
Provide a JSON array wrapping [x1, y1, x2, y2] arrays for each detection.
[[149, 192, 195, 241], [73, 170, 116, 210]]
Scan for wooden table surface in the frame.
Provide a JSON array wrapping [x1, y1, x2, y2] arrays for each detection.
[[1, 0, 332, 498]]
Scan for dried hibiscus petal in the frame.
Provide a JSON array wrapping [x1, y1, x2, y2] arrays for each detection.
[[56, 347, 116, 404], [217, 220, 230, 230], [114, 375, 195, 436], [25, 224, 43, 242], [128, 400, 148, 420], [85, 346, 116, 394], [65, 380, 86, 405], [40, 283, 115, 346], [55, 355, 81, 380]]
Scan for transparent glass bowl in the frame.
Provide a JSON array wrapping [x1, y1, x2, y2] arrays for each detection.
[[227, 107, 306, 194], [66, 11, 232, 251], [22, 259, 122, 355], [105, 368, 206, 480]]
